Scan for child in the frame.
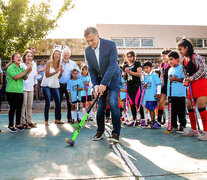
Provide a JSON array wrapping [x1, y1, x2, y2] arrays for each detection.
[[167, 51, 187, 133], [80, 65, 93, 121], [120, 66, 127, 122], [178, 38, 207, 140], [143, 61, 162, 128], [120, 76, 127, 122], [157, 49, 172, 125], [67, 69, 83, 123]]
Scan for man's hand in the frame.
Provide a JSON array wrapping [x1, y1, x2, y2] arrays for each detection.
[[99, 84, 106, 96], [95, 86, 99, 96]]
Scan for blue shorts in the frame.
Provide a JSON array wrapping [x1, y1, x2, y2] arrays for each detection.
[[145, 101, 157, 111]]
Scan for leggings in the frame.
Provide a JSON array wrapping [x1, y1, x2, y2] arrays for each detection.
[[127, 84, 145, 120], [6, 92, 23, 127]]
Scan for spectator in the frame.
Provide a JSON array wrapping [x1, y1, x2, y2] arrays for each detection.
[[41, 49, 63, 126], [20, 50, 38, 129], [6, 52, 32, 132], [59, 48, 80, 123], [37, 60, 46, 100]]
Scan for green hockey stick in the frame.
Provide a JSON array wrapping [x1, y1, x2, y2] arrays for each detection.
[[65, 95, 99, 146]]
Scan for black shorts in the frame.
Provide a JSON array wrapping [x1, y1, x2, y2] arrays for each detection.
[[81, 95, 92, 102], [161, 85, 167, 95], [71, 100, 81, 105]]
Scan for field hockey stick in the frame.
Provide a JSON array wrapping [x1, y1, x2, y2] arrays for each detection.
[[182, 66, 203, 134], [127, 86, 141, 126], [188, 79, 203, 134], [76, 85, 80, 123], [85, 84, 89, 121], [133, 86, 141, 127], [65, 95, 100, 146], [124, 84, 129, 124], [134, 83, 146, 127], [164, 78, 172, 134]]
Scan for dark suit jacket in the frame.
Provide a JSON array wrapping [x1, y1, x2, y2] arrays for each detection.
[[85, 38, 122, 91]]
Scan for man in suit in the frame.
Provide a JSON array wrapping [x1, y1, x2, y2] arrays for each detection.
[[84, 27, 122, 143]]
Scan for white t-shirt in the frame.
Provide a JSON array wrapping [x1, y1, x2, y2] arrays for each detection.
[[20, 63, 38, 91]]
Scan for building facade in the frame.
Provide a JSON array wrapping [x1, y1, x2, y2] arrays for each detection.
[[97, 24, 207, 63]]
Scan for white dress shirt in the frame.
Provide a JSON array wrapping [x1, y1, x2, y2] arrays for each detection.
[[92, 39, 100, 67]]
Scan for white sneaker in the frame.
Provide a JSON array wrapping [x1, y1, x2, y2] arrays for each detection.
[[184, 129, 199, 137], [198, 132, 207, 141]]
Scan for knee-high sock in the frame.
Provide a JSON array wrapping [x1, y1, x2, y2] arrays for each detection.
[[199, 108, 207, 132], [71, 111, 75, 120], [158, 107, 163, 123], [188, 109, 197, 130]]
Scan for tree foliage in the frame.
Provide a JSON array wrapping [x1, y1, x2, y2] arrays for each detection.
[[0, 0, 74, 59]]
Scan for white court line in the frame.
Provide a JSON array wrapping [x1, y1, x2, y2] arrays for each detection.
[[105, 126, 145, 180], [91, 111, 144, 179]]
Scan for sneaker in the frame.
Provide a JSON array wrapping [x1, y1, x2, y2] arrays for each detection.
[[146, 119, 150, 127], [170, 127, 178, 133], [198, 132, 207, 141], [8, 126, 18, 133], [29, 123, 37, 128], [176, 126, 186, 134], [184, 129, 199, 137], [67, 118, 73, 123], [15, 125, 24, 132], [106, 117, 111, 123], [121, 117, 125, 122], [127, 121, 138, 126], [92, 131, 104, 141], [88, 117, 93, 121], [108, 133, 119, 143], [141, 119, 146, 127], [77, 118, 81, 123], [151, 122, 161, 129], [22, 123, 31, 129]]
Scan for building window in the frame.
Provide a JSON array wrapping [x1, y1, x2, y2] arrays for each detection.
[[141, 39, 153, 47], [125, 38, 140, 47], [176, 37, 207, 48], [111, 38, 124, 47], [112, 38, 153, 48], [203, 39, 207, 48]]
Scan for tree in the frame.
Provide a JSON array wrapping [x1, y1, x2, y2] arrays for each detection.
[[0, 0, 74, 59]]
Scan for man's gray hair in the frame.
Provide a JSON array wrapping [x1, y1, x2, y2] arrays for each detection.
[[84, 27, 99, 37], [62, 48, 72, 56]]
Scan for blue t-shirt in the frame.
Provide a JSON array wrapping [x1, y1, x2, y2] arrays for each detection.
[[144, 72, 162, 101], [80, 75, 92, 97], [167, 64, 186, 97], [67, 78, 83, 102], [37, 64, 46, 80], [120, 77, 126, 100]]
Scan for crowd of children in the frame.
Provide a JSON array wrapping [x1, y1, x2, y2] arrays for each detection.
[[0, 38, 207, 141]]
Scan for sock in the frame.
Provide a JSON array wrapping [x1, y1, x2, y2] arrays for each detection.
[[157, 107, 164, 123], [146, 113, 150, 120], [188, 109, 197, 130], [106, 107, 110, 119], [71, 111, 75, 120], [120, 107, 123, 117], [199, 108, 207, 132], [89, 111, 92, 118], [82, 108, 86, 115]]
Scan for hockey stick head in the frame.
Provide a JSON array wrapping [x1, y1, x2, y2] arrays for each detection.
[[65, 138, 75, 146]]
